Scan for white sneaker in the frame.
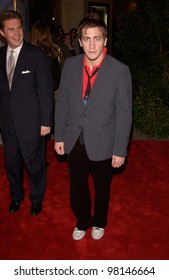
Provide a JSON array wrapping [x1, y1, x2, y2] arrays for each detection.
[[72, 227, 86, 240], [91, 227, 105, 240]]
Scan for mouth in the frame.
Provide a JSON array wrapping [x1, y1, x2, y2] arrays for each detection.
[[88, 51, 96, 54], [12, 37, 22, 44]]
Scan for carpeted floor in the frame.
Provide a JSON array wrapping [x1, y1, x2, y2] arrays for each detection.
[[0, 139, 169, 260]]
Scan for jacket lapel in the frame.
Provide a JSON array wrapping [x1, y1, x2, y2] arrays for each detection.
[[11, 42, 26, 90], [75, 56, 85, 108], [86, 55, 108, 107]]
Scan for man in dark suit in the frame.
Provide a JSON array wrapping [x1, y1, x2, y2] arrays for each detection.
[[54, 14, 132, 240], [0, 11, 54, 215]]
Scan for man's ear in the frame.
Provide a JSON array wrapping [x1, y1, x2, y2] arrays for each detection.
[[0, 29, 5, 38], [104, 38, 107, 47], [78, 39, 82, 47]]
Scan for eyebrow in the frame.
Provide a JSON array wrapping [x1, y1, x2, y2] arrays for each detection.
[[82, 35, 102, 39], [6, 25, 22, 29]]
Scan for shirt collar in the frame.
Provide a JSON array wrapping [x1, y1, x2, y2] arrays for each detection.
[[7, 41, 23, 56]]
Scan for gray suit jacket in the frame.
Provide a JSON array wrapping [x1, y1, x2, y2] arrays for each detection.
[[55, 53, 132, 161]]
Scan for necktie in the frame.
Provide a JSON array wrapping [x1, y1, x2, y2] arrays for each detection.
[[7, 50, 15, 88], [84, 67, 99, 103], [79, 67, 99, 145]]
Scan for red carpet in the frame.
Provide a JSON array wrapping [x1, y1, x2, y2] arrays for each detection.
[[0, 140, 169, 260]]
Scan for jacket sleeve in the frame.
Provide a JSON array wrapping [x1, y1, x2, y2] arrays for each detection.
[[36, 51, 54, 126], [113, 65, 132, 157]]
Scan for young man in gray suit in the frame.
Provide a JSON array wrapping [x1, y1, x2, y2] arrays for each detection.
[[0, 11, 53, 215], [54, 14, 132, 240]]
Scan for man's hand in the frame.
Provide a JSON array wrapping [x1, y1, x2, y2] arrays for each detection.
[[112, 155, 125, 168], [54, 142, 65, 155], [41, 126, 51, 136]]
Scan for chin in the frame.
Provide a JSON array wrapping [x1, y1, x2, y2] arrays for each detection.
[[87, 54, 98, 60]]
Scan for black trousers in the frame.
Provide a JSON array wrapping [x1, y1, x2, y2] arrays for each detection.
[[4, 122, 46, 203], [67, 139, 113, 230]]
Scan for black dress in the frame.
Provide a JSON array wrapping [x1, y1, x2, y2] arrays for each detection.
[[48, 55, 61, 91]]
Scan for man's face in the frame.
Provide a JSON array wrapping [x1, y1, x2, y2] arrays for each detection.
[[0, 18, 23, 49], [79, 27, 107, 66]]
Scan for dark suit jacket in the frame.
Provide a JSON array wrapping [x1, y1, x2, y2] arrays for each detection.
[[0, 41, 54, 142], [55, 53, 132, 161]]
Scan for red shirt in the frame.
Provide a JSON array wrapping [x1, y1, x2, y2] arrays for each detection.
[[82, 47, 107, 99]]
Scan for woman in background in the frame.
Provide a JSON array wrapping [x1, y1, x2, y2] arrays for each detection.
[[30, 22, 61, 164], [29, 21, 61, 95]]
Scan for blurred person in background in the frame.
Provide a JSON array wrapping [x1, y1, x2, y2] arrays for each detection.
[[50, 24, 71, 72], [29, 21, 60, 95], [69, 27, 81, 55], [63, 32, 75, 56], [29, 21, 61, 165]]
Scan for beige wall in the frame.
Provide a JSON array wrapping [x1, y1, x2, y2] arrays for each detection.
[[60, 0, 113, 54], [61, 0, 84, 32]]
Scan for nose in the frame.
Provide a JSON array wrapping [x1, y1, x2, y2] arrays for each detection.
[[89, 38, 95, 49], [14, 28, 20, 36]]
